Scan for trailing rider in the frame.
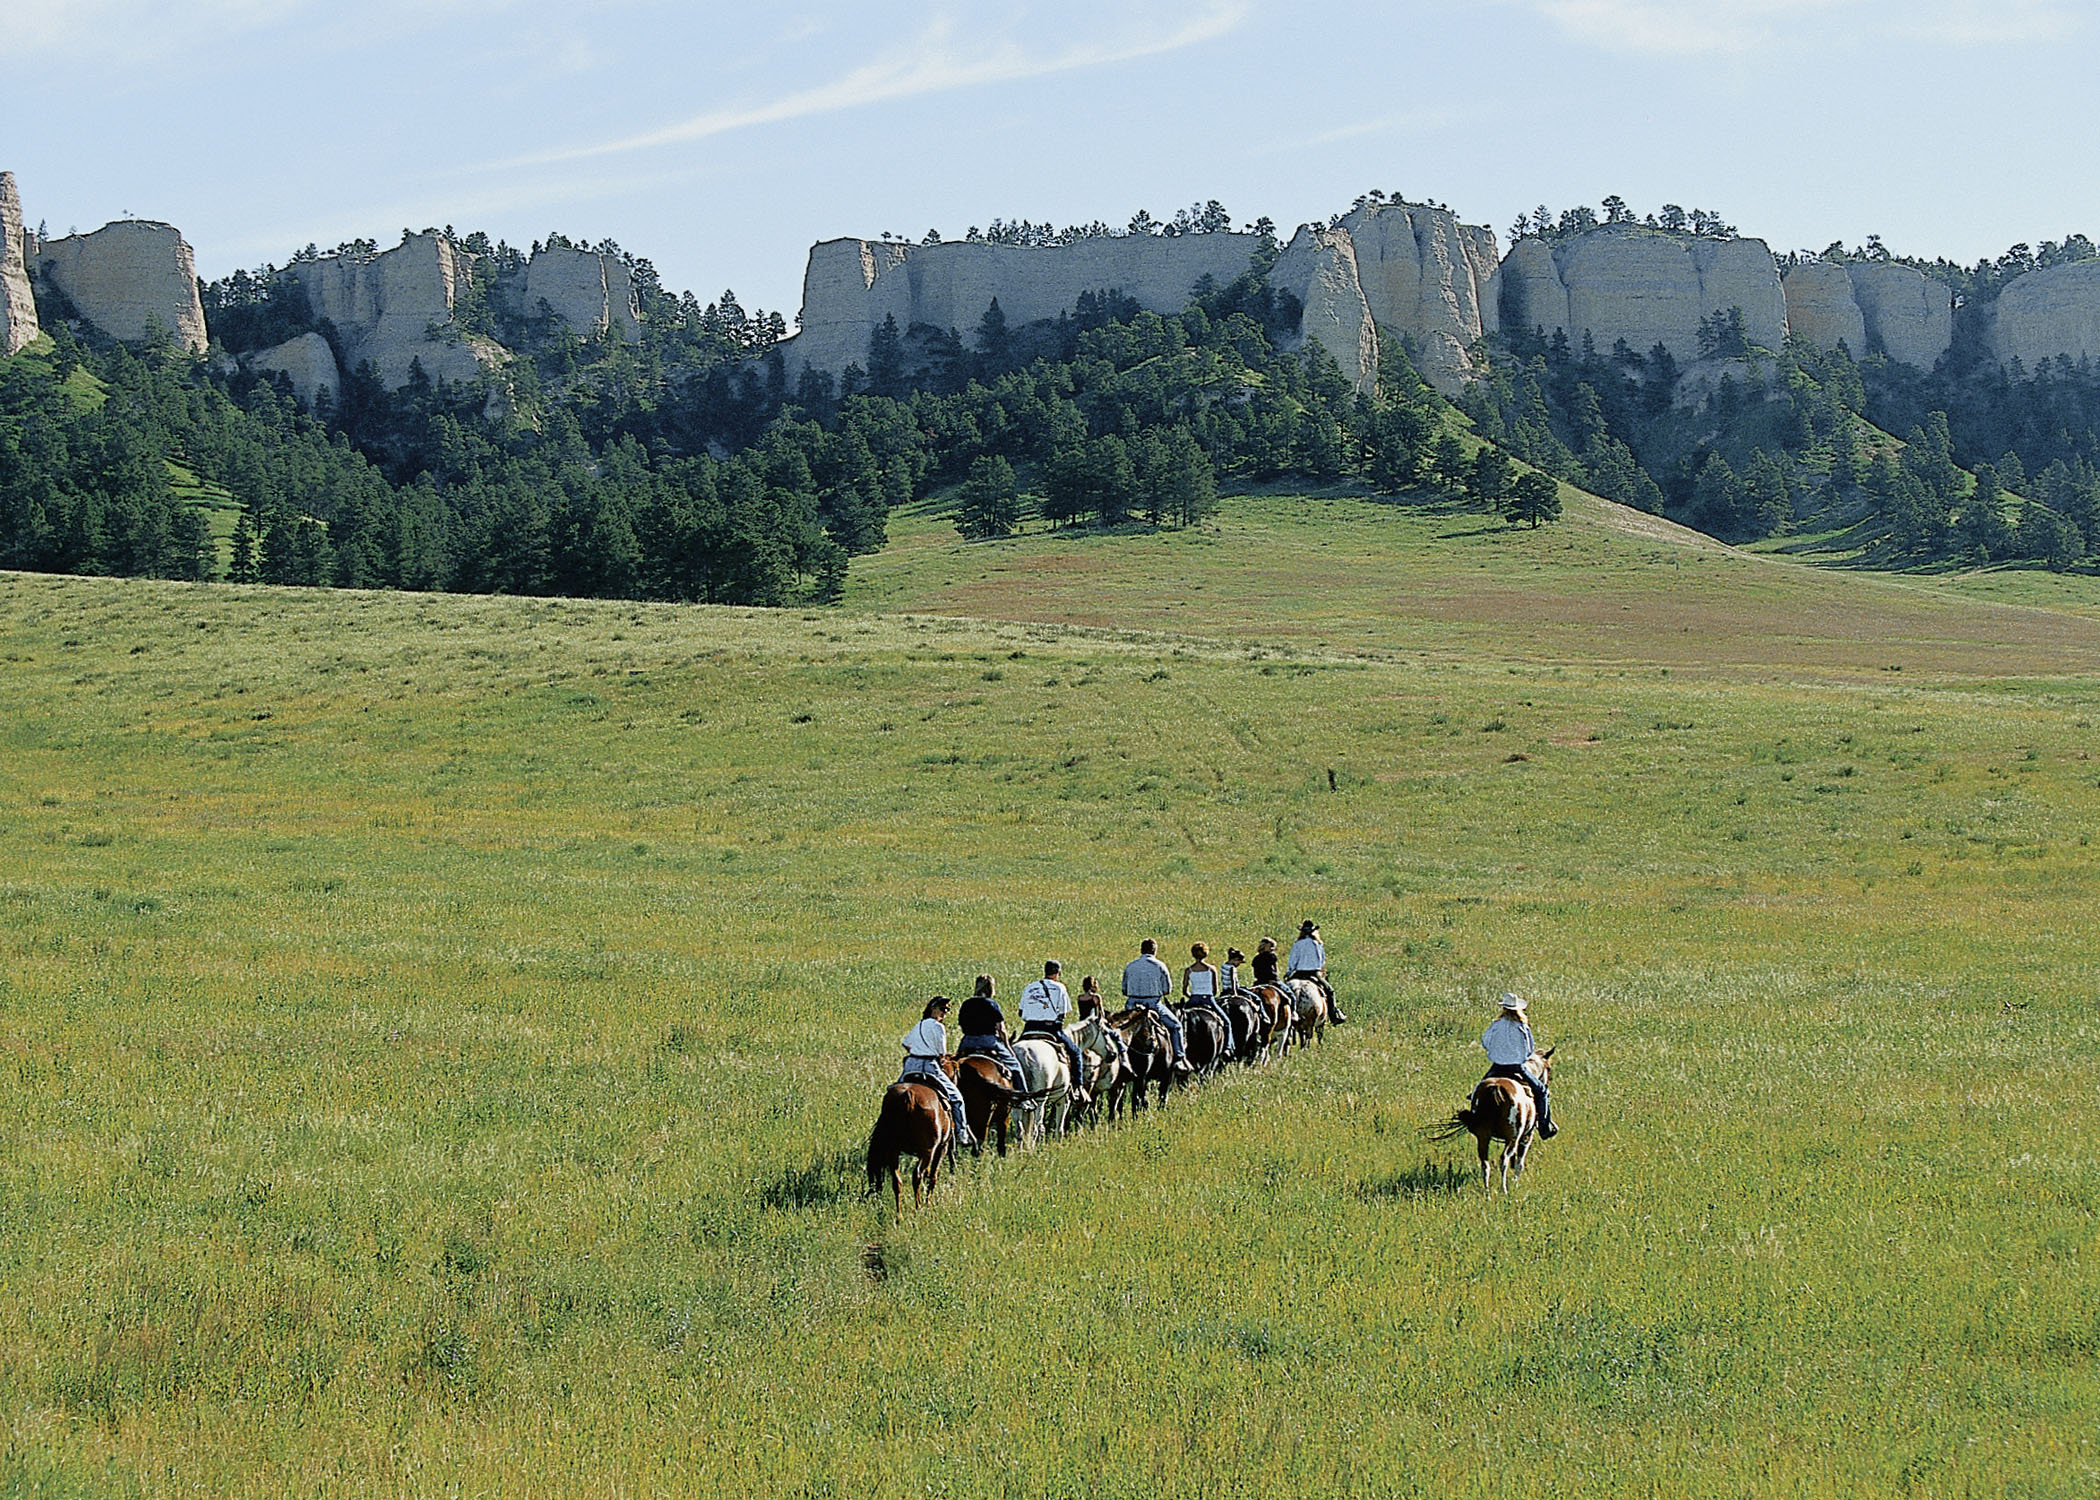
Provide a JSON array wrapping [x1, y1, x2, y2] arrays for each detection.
[[1480, 992, 1557, 1138], [899, 995, 977, 1151]]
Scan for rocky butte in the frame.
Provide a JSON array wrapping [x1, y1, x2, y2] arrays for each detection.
[[32, 219, 209, 353], [0, 172, 38, 355]]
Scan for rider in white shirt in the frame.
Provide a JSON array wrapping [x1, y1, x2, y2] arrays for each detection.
[[899, 995, 976, 1149], [1286, 920, 1348, 1025], [1480, 993, 1556, 1138], [1018, 960, 1090, 1108], [1180, 941, 1236, 1063]]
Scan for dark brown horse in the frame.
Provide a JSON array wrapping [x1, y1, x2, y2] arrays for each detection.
[[866, 1080, 955, 1215], [956, 1053, 1019, 1157], [1220, 989, 1267, 1064], [1107, 1008, 1177, 1116], [1430, 1049, 1555, 1193]]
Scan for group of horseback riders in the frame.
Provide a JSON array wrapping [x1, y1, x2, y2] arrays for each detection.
[[897, 921, 1350, 1152]]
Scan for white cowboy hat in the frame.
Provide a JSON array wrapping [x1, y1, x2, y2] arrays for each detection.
[[1498, 992, 1528, 1013]]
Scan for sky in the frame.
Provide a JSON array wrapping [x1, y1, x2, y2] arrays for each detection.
[[4, 0, 2096, 326]]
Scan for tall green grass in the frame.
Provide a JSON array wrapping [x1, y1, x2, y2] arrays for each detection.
[[1, 501, 2095, 1496]]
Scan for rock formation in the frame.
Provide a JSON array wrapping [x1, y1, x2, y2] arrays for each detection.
[[775, 202, 1501, 398], [1, 172, 39, 355], [1497, 224, 1787, 365], [1781, 262, 1867, 355], [779, 231, 1265, 380], [1986, 260, 2100, 372], [33, 219, 208, 352], [1273, 225, 1377, 390], [1334, 202, 1499, 390], [251, 330, 340, 409], [286, 233, 505, 388], [506, 245, 640, 342]]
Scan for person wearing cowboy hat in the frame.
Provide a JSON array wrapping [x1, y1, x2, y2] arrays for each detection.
[[1286, 919, 1348, 1025], [1480, 993, 1557, 1138]]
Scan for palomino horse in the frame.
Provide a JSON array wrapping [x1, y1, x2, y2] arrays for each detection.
[[1432, 1049, 1555, 1192], [866, 1079, 955, 1216], [1013, 1037, 1073, 1143], [955, 1052, 1019, 1157]]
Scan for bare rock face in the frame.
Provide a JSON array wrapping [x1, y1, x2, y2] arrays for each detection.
[[1493, 236, 1567, 345], [1494, 226, 1787, 364], [1334, 203, 1499, 392], [1782, 261, 1867, 354], [1, 172, 39, 355], [1846, 262, 1952, 368], [779, 231, 1265, 381], [1986, 260, 2100, 371], [1274, 225, 1377, 392], [505, 246, 640, 342], [33, 219, 207, 352], [251, 331, 340, 409], [288, 233, 505, 389]]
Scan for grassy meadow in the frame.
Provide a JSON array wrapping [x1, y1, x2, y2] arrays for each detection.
[[2, 489, 2097, 1497]]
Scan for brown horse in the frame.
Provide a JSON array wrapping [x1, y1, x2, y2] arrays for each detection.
[[955, 1054, 1019, 1157], [1431, 1049, 1555, 1192], [1107, 1007, 1177, 1116], [1248, 984, 1295, 1060], [866, 1079, 955, 1215]]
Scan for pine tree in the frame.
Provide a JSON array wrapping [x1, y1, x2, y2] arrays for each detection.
[[955, 455, 1020, 539]]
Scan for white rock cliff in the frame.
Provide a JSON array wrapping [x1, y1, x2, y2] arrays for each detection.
[[1497, 225, 1787, 364], [33, 219, 208, 352], [251, 331, 341, 409], [286, 233, 505, 389], [506, 246, 641, 342], [1984, 260, 2100, 371], [1, 172, 39, 356]]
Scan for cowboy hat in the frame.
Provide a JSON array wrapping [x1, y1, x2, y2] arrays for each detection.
[[1498, 992, 1528, 1013]]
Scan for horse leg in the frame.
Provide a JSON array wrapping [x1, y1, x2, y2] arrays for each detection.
[[1476, 1132, 1491, 1193], [891, 1162, 904, 1218]]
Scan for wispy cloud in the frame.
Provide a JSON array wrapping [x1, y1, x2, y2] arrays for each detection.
[[1297, 110, 1459, 148], [1523, 0, 1851, 55], [503, 1, 1251, 168], [1514, 0, 2083, 54]]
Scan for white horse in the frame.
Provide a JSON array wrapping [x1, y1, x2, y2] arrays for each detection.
[[1284, 978, 1328, 1048], [1069, 1013, 1125, 1121], [1013, 1036, 1073, 1143]]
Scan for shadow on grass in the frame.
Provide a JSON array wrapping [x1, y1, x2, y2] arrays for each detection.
[[757, 1147, 866, 1211], [1358, 1158, 1475, 1201]]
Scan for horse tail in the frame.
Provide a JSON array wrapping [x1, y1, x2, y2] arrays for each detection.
[[867, 1087, 907, 1191], [1423, 1110, 1475, 1143]]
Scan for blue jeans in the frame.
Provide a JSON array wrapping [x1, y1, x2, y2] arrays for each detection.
[[1125, 995, 1186, 1061], [900, 1056, 972, 1140], [958, 1033, 1024, 1085], [1021, 1022, 1086, 1092]]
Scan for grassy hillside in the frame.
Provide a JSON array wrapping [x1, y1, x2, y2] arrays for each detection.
[[1, 496, 2096, 1496]]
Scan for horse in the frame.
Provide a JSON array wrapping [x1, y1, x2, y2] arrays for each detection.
[[1282, 978, 1328, 1048], [1109, 1007, 1178, 1115], [1068, 1013, 1126, 1127], [1249, 983, 1295, 1059], [1220, 988, 1267, 1064], [866, 1079, 955, 1216], [1177, 1003, 1231, 1076], [1013, 1036, 1073, 1143], [955, 1052, 1019, 1157], [1429, 1049, 1555, 1193]]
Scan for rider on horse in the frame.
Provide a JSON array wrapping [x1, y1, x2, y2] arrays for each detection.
[[1180, 942, 1236, 1063], [1018, 960, 1091, 1111], [1287, 920, 1349, 1025], [899, 995, 977, 1150], [957, 974, 1028, 1093], [1481, 993, 1557, 1138], [1122, 938, 1193, 1073]]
